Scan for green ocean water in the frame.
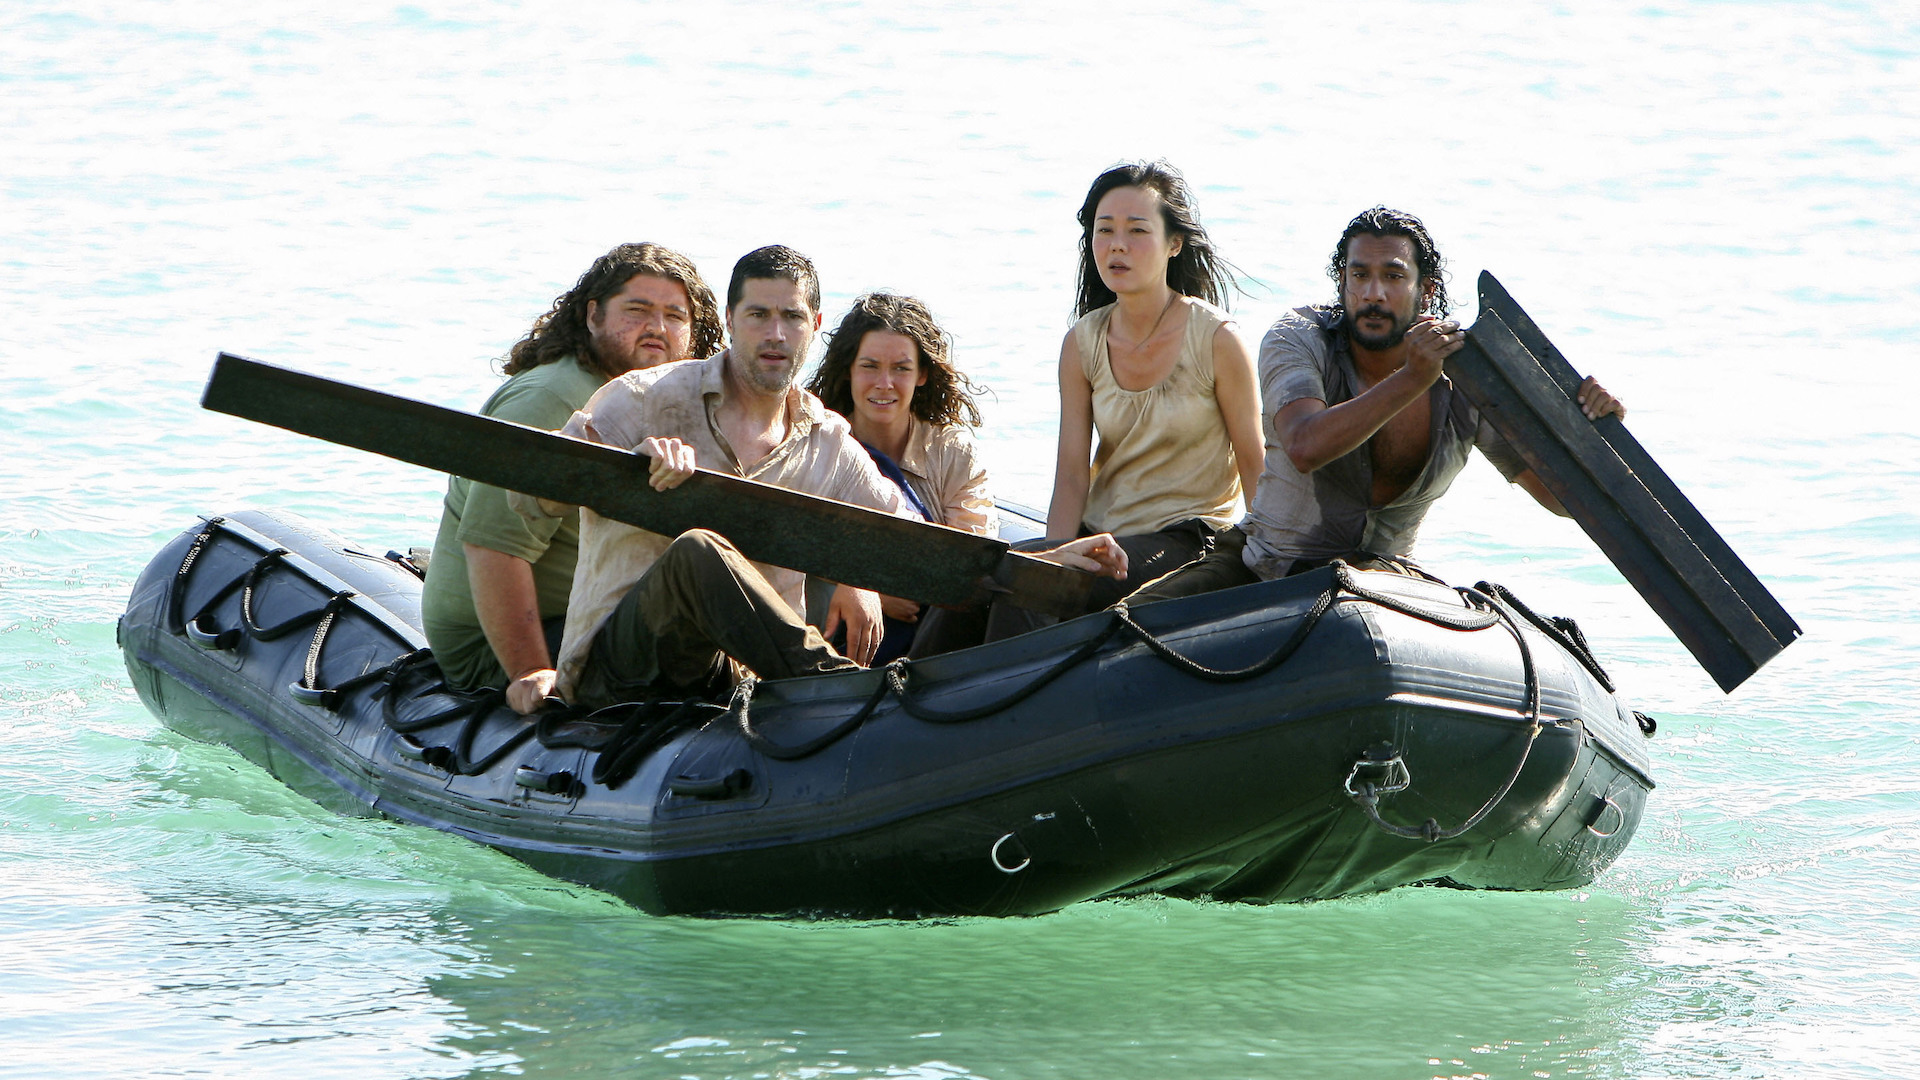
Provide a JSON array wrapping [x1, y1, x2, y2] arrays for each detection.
[[4, 2, 1918, 1077]]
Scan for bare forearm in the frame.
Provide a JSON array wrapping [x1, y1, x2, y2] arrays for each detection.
[[1513, 469, 1571, 517], [1281, 369, 1430, 473], [1212, 323, 1265, 505], [1049, 334, 1094, 540], [464, 544, 552, 677], [1045, 475, 1088, 541], [1046, 437, 1091, 539], [1235, 445, 1261, 504]]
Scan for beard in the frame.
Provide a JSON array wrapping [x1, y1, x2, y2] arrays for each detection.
[[1345, 304, 1416, 351], [587, 329, 674, 374], [737, 344, 803, 396]]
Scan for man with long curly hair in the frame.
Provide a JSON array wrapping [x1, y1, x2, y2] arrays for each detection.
[[1131, 207, 1626, 602], [422, 242, 723, 713]]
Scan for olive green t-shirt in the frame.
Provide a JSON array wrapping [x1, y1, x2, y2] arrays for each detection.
[[420, 356, 604, 689]]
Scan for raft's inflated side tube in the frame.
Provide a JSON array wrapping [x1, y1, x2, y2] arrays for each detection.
[[121, 509, 1654, 917]]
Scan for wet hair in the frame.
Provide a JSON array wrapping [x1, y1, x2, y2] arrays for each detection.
[[807, 293, 984, 428], [1074, 160, 1238, 318], [726, 245, 821, 316], [503, 242, 723, 379], [1327, 206, 1452, 318]]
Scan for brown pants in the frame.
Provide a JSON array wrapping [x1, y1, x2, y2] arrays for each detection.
[[1124, 525, 1258, 605], [907, 519, 1221, 658], [1125, 526, 1434, 607], [574, 529, 858, 708]]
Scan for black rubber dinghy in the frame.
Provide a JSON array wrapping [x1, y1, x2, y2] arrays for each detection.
[[120, 509, 1654, 917]]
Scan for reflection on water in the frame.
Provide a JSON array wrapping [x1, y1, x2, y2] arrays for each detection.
[[423, 887, 1652, 1079]]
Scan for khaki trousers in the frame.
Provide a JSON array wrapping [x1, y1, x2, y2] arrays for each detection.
[[575, 529, 858, 708]]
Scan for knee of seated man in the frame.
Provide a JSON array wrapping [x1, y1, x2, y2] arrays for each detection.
[[662, 528, 736, 564], [647, 530, 742, 593]]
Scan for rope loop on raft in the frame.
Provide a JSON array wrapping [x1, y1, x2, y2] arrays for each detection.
[[1338, 580, 1545, 842], [168, 516, 225, 634], [167, 518, 533, 776], [167, 518, 1607, 826], [730, 560, 1601, 844], [732, 561, 1560, 783], [1473, 580, 1615, 692]]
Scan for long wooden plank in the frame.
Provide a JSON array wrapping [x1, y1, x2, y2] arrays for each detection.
[[1476, 274, 1802, 647], [1450, 275, 1799, 691], [201, 353, 1101, 617], [1464, 312, 1778, 681]]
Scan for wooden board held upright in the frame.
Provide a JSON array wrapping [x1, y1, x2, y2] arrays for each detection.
[[1449, 272, 1799, 692]]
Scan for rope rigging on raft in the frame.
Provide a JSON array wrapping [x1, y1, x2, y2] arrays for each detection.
[[164, 513, 1647, 841], [126, 507, 1659, 913]]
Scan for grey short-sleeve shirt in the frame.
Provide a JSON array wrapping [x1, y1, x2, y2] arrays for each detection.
[[1242, 306, 1527, 579]]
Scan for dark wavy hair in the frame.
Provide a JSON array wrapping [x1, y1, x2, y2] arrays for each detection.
[[807, 293, 983, 428], [503, 242, 723, 379], [1074, 160, 1238, 319], [727, 244, 821, 316], [1327, 206, 1452, 318]]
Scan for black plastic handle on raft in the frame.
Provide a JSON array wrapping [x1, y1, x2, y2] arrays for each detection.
[[667, 769, 754, 800], [288, 683, 342, 710], [185, 614, 241, 651], [514, 766, 583, 798]]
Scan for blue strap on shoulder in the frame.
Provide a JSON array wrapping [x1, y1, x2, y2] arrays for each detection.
[[860, 442, 935, 524]]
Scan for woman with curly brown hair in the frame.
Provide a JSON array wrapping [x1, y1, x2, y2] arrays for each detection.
[[808, 292, 995, 536], [806, 292, 997, 661]]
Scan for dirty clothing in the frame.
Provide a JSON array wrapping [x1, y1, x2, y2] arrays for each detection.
[[1240, 306, 1527, 580], [421, 355, 603, 689], [1076, 298, 1243, 537], [895, 417, 995, 536], [573, 529, 859, 708], [512, 351, 906, 702]]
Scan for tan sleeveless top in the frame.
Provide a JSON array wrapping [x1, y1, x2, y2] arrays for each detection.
[[1076, 298, 1242, 536]]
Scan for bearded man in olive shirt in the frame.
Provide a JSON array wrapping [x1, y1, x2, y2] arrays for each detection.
[[420, 242, 723, 714], [1132, 207, 1626, 602]]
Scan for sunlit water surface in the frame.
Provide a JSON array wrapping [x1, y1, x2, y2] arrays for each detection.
[[3, 2, 1917, 1077]]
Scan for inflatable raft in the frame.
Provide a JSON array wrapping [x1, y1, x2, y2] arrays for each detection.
[[119, 509, 1654, 917]]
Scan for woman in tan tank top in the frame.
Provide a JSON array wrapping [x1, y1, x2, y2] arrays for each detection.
[[1042, 161, 1263, 611]]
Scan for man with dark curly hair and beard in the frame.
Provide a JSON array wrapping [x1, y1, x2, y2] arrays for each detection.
[[1129, 207, 1627, 602], [422, 242, 723, 714]]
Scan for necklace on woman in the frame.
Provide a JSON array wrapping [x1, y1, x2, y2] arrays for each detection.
[[1111, 291, 1179, 359]]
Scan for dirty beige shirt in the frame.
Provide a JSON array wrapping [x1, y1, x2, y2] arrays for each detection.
[[515, 352, 907, 701], [897, 418, 996, 536], [1076, 298, 1243, 537]]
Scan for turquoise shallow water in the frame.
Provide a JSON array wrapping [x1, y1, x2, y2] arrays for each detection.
[[4, 1, 1919, 1077]]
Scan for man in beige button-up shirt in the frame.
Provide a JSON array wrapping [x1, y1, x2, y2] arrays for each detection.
[[515, 246, 910, 707]]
